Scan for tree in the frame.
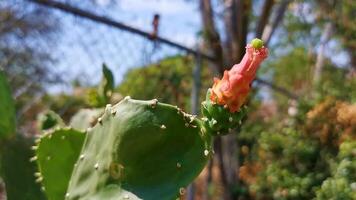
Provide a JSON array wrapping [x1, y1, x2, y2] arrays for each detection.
[[198, 0, 292, 198]]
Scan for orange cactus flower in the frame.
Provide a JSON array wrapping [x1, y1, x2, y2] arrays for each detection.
[[210, 39, 268, 112]]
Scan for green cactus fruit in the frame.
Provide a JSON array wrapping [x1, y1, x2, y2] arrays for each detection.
[[1, 135, 46, 200], [201, 89, 247, 135], [66, 98, 212, 200], [35, 128, 85, 200], [0, 70, 15, 140], [37, 110, 65, 131], [251, 38, 264, 49], [69, 108, 104, 131]]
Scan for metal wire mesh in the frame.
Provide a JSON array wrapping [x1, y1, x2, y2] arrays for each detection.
[[6, 0, 190, 93]]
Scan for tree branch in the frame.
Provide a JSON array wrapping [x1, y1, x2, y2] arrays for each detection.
[[199, 0, 224, 73], [262, 0, 291, 46], [255, 0, 275, 38]]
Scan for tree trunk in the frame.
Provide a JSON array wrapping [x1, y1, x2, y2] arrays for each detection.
[[262, 0, 291, 46], [313, 22, 333, 85], [255, 0, 275, 38]]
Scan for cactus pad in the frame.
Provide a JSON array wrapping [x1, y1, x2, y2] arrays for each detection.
[[0, 70, 15, 140], [66, 98, 212, 200], [37, 110, 65, 131], [35, 128, 85, 200], [69, 108, 104, 131], [1, 135, 46, 200]]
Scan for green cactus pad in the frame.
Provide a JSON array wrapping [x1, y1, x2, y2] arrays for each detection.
[[1, 135, 46, 200], [69, 108, 104, 131], [0, 70, 15, 140], [37, 110, 65, 131], [66, 98, 212, 200], [35, 128, 85, 200], [201, 89, 247, 135]]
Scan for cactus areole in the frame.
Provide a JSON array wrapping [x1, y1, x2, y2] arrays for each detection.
[[34, 39, 268, 200]]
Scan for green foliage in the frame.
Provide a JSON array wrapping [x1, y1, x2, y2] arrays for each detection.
[[1, 135, 46, 200], [316, 139, 356, 200], [37, 110, 65, 131], [117, 56, 212, 111], [69, 108, 103, 131], [88, 64, 115, 107], [35, 128, 85, 200], [66, 98, 212, 199], [0, 70, 16, 140]]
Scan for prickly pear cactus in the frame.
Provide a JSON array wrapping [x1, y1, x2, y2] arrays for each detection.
[[32, 39, 269, 200], [37, 110, 65, 131], [35, 128, 85, 200], [66, 98, 212, 200], [69, 108, 104, 131], [0, 70, 15, 140], [1, 135, 46, 200], [201, 89, 247, 135]]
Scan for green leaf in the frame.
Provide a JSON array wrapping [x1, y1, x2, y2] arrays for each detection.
[[36, 128, 85, 200], [0, 70, 15, 140], [97, 64, 114, 106]]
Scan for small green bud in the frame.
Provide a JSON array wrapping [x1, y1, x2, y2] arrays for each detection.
[[251, 38, 264, 49]]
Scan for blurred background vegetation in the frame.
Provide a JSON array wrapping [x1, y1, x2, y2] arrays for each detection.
[[0, 0, 355, 199]]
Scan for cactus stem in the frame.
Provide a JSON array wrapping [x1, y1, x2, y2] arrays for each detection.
[[160, 124, 166, 129]]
